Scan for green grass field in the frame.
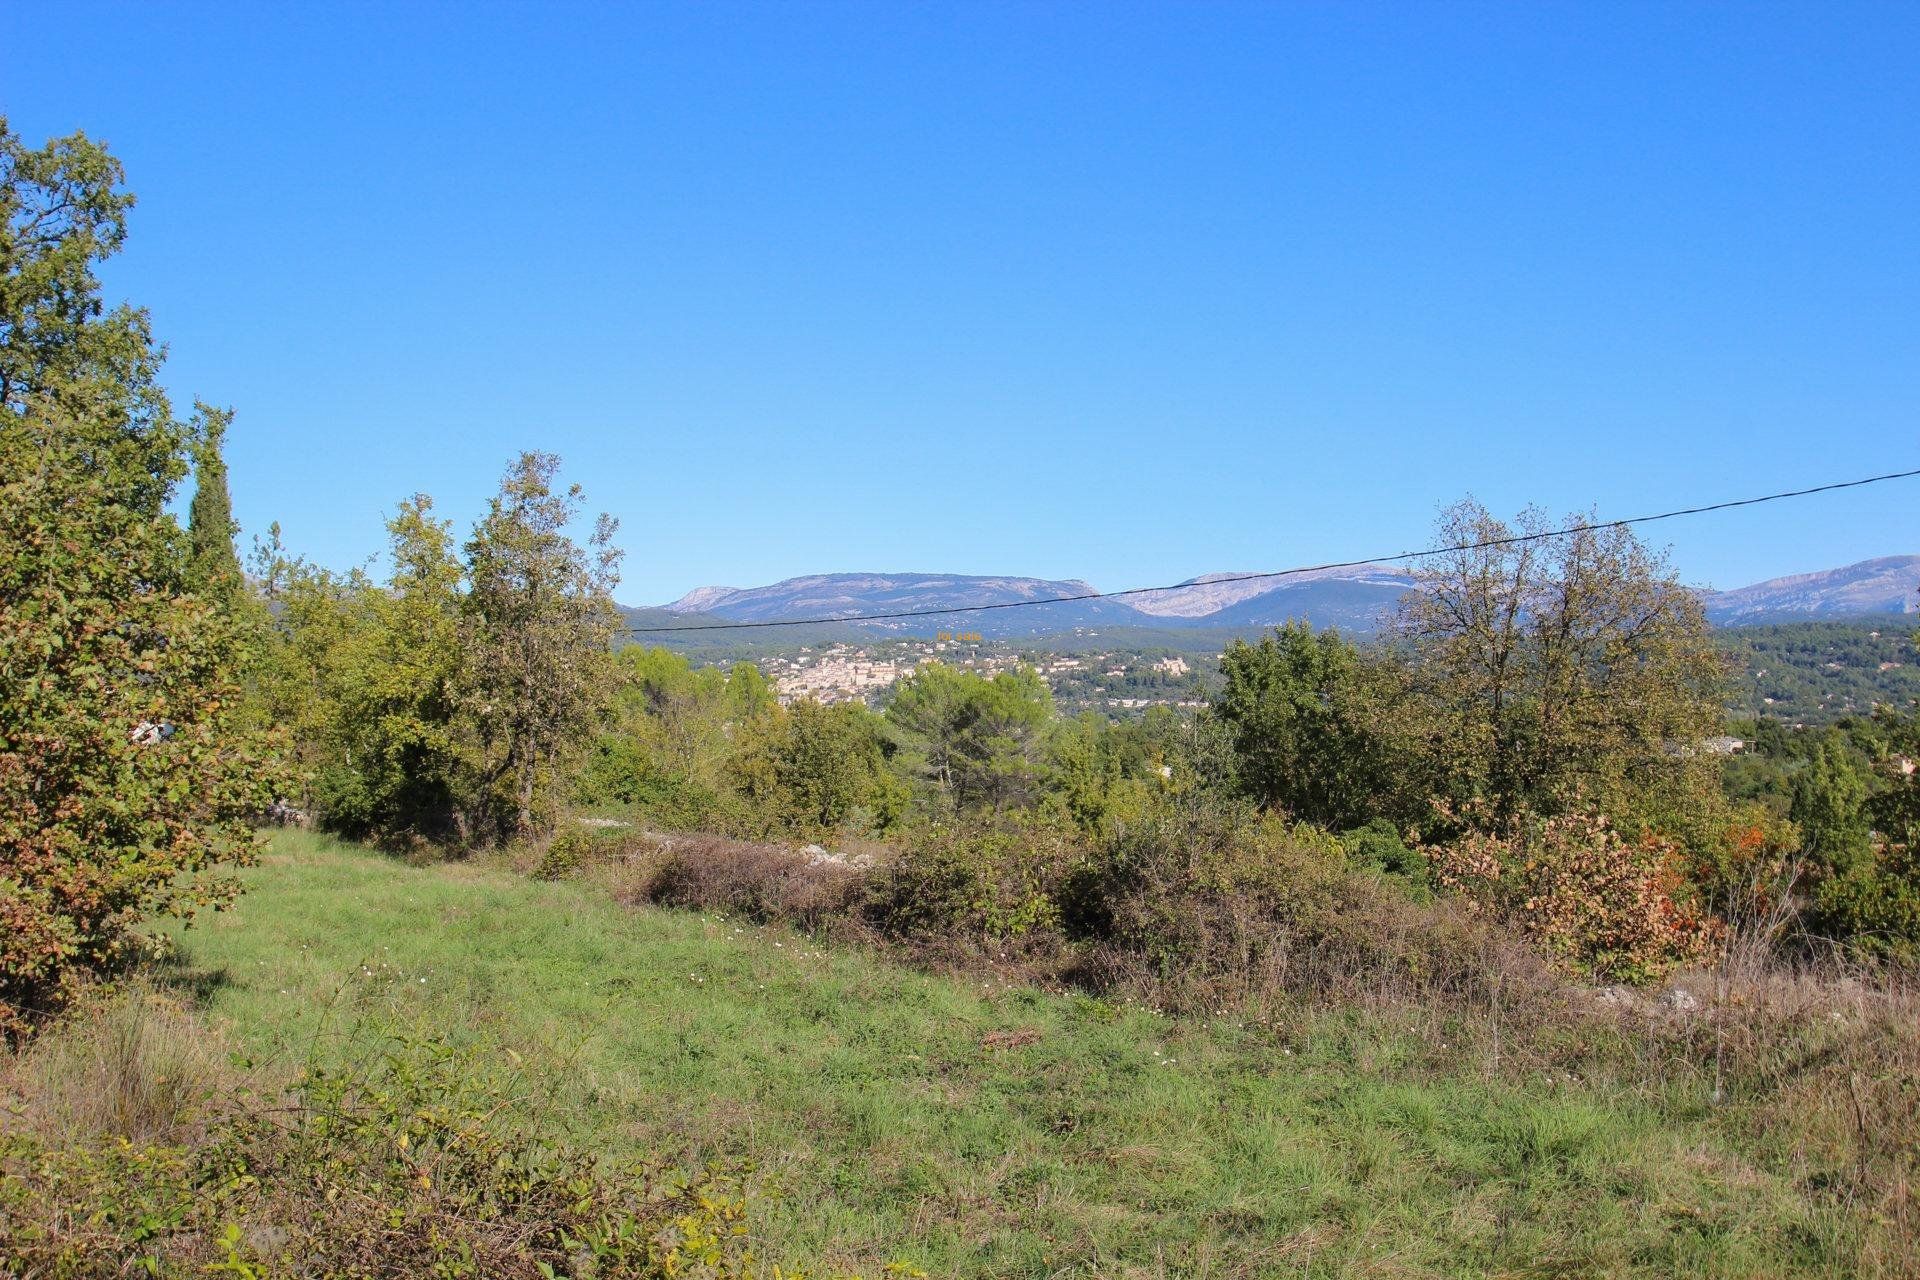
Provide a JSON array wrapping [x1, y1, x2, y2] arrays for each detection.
[[158, 831, 1851, 1278]]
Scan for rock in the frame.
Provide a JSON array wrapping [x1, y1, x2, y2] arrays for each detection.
[[264, 799, 310, 828], [1658, 987, 1701, 1013]]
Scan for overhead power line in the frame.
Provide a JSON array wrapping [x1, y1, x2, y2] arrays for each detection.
[[620, 465, 1920, 635]]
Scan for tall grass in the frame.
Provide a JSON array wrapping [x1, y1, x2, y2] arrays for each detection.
[[1, 982, 225, 1147]]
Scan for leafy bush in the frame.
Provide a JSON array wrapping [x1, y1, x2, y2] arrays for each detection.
[[534, 826, 598, 880], [1060, 794, 1542, 1009], [1341, 818, 1432, 901], [1811, 848, 1920, 961], [578, 733, 654, 805], [1214, 624, 1405, 829], [862, 825, 1074, 942], [1426, 811, 1721, 983], [730, 699, 908, 839]]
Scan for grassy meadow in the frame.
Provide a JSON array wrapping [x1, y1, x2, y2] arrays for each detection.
[[114, 829, 1868, 1279]]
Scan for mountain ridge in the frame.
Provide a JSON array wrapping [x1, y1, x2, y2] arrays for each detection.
[[1698, 555, 1920, 625], [640, 556, 1919, 639]]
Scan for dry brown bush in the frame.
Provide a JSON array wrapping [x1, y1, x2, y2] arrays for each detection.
[[643, 833, 864, 928]]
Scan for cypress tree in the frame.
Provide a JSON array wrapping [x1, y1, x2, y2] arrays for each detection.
[[187, 402, 243, 598]]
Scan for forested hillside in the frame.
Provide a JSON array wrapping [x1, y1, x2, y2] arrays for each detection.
[[1721, 616, 1920, 723]]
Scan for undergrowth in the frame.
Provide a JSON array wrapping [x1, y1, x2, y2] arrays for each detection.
[[0, 986, 868, 1279]]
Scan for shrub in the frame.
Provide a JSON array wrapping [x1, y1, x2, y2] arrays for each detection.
[[534, 825, 598, 880], [729, 699, 908, 839], [1341, 817, 1432, 901], [609, 764, 761, 839], [1811, 848, 1920, 961], [862, 825, 1074, 942], [646, 834, 863, 928], [1060, 793, 1549, 1011], [1426, 811, 1721, 983]]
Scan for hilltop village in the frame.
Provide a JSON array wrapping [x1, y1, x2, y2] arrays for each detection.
[[755, 637, 1210, 714]]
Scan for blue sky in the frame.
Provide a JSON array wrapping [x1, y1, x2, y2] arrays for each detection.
[[8, 1, 1917, 603]]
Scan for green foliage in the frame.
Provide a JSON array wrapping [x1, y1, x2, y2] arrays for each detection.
[[1214, 623, 1401, 828], [0, 120, 175, 510], [613, 645, 740, 782], [862, 825, 1071, 941], [885, 662, 1052, 813], [0, 123, 286, 1037], [1392, 500, 1726, 828], [184, 402, 241, 599], [1340, 818, 1432, 901], [732, 699, 907, 838], [1038, 712, 1160, 834], [1695, 711, 1920, 956], [574, 647, 779, 835], [534, 826, 597, 880], [579, 732, 655, 805], [1720, 617, 1920, 725], [1044, 788, 1543, 1016], [464, 452, 623, 844], [247, 461, 621, 849], [1791, 739, 1874, 877], [334, 497, 468, 840], [723, 661, 778, 722], [1811, 853, 1920, 961], [1802, 721, 1920, 957], [249, 497, 470, 844]]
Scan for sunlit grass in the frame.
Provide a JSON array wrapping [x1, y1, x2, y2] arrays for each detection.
[[161, 830, 1845, 1277]]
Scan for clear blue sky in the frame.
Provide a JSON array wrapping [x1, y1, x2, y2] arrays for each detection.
[[8, 1, 1917, 603]]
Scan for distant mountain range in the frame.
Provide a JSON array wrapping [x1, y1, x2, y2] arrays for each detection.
[[1697, 556, 1920, 625], [642, 556, 1919, 644]]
